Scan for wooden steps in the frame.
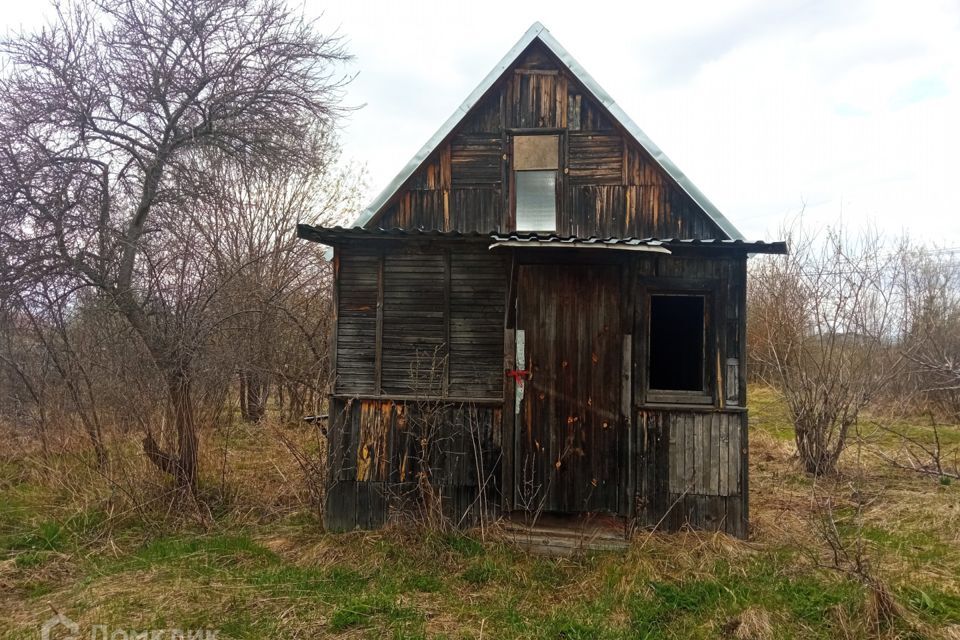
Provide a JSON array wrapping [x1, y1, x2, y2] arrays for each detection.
[[500, 520, 630, 556]]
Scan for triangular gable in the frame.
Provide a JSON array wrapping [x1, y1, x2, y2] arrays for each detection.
[[353, 22, 743, 240]]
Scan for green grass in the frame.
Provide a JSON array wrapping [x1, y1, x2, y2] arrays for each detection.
[[1, 389, 958, 639]]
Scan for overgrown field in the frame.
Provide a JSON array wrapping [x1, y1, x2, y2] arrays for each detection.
[[1, 387, 959, 639]]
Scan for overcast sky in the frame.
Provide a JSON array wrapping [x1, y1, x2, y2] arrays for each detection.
[[3, 0, 959, 243]]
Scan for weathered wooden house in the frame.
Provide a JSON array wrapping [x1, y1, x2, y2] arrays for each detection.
[[298, 23, 786, 538]]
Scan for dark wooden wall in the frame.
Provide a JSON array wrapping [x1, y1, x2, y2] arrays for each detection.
[[635, 409, 748, 537], [324, 397, 502, 532], [371, 42, 728, 240], [329, 240, 750, 536], [634, 253, 748, 537], [334, 241, 508, 400]]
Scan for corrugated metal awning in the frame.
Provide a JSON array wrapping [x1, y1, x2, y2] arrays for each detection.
[[297, 225, 788, 255], [489, 233, 788, 254], [297, 225, 490, 244], [489, 235, 671, 254]]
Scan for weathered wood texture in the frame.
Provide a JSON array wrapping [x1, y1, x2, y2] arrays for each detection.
[[372, 42, 727, 239], [635, 409, 748, 537], [515, 264, 623, 514], [630, 254, 747, 408], [329, 242, 750, 537], [335, 241, 507, 399], [334, 250, 379, 395], [324, 396, 501, 532]]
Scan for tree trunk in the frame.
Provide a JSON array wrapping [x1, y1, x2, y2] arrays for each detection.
[[170, 374, 199, 491], [239, 369, 267, 423], [143, 373, 198, 492]]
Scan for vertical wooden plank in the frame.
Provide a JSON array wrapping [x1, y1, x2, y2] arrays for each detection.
[[740, 411, 749, 535], [730, 413, 742, 496], [330, 248, 339, 395], [502, 328, 515, 512], [709, 413, 720, 496], [704, 413, 714, 495], [622, 333, 634, 516], [738, 258, 748, 407], [719, 414, 730, 496], [684, 414, 695, 494], [668, 415, 679, 494], [693, 413, 703, 494], [726, 359, 739, 405], [443, 248, 451, 396], [374, 250, 384, 395]]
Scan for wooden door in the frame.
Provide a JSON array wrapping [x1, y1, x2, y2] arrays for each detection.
[[515, 264, 623, 514]]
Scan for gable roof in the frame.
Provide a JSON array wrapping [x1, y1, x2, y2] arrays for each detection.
[[351, 22, 744, 241]]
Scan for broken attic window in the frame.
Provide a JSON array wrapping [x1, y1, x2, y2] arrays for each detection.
[[649, 295, 705, 392]]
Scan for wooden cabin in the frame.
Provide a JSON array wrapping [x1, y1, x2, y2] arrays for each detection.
[[298, 23, 786, 538]]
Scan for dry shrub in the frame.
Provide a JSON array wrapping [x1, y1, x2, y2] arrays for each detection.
[[0, 409, 329, 542], [865, 578, 906, 634], [729, 606, 773, 640]]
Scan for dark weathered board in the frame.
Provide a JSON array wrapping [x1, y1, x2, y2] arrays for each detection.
[[381, 251, 447, 395], [333, 241, 507, 401], [323, 397, 502, 532], [335, 252, 379, 395], [370, 42, 728, 239], [635, 408, 748, 537], [515, 264, 623, 514], [449, 247, 508, 397]]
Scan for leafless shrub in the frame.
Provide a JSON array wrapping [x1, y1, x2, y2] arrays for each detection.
[[897, 247, 960, 420], [749, 224, 907, 475], [807, 431, 907, 635], [394, 348, 453, 532], [870, 418, 960, 482]]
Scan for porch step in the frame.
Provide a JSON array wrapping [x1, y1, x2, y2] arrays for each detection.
[[500, 521, 630, 556]]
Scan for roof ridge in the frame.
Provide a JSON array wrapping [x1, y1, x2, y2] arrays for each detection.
[[350, 23, 744, 240]]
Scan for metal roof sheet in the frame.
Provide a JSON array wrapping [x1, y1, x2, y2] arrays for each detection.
[[349, 22, 745, 241], [297, 225, 787, 254]]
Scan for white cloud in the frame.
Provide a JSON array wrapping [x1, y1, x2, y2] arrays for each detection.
[[3, 0, 958, 242]]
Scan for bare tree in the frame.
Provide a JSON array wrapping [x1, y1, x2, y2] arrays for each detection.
[[0, 0, 351, 491], [748, 225, 906, 475], [189, 144, 360, 424], [898, 247, 960, 419]]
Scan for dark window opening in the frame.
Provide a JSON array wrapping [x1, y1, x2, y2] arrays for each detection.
[[649, 295, 705, 392]]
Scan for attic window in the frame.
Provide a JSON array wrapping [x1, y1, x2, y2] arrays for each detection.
[[648, 294, 711, 403], [514, 135, 558, 231]]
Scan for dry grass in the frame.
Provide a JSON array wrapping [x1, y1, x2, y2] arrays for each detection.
[[1, 388, 958, 639]]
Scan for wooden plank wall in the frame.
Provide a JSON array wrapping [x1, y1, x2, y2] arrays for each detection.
[[331, 246, 751, 536], [324, 396, 502, 532], [628, 253, 750, 537], [374, 42, 728, 240], [335, 242, 507, 400], [630, 254, 747, 409], [334, 250, 379, 395], [381, 252, 447, 395], [636, 409, 748, 537]]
